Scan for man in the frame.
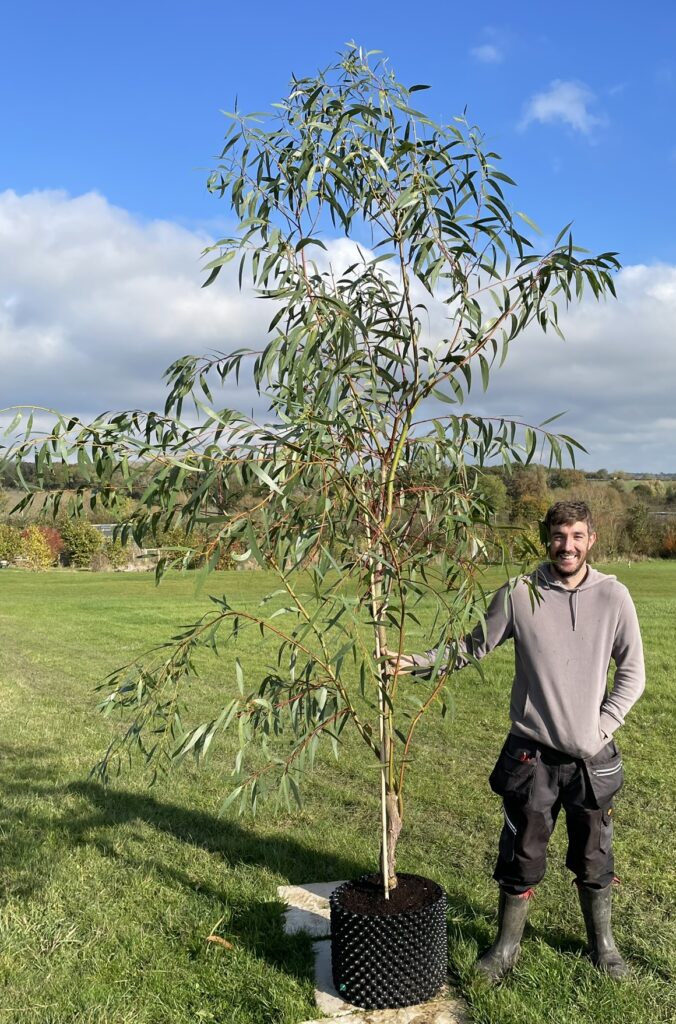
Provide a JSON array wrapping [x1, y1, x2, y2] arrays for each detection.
[[391, 500, 645, 982]]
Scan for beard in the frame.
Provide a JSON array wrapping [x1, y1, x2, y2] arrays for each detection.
[[549, 551, 589, 579], [552, 560, 584, 578]]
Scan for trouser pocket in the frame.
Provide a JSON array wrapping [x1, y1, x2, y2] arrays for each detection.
[[599, 807, 614, 855], [498, 805, 519, 863], [495, 799, 553, 884], [565, 806, 615, 886], [489, 736, 538, 804], [585, 742, 624, 809]]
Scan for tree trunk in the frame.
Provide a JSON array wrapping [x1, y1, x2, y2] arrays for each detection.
[[382, 788, 402, 890]]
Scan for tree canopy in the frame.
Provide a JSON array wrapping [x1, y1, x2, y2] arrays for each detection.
[[3, 46, 620, 892]]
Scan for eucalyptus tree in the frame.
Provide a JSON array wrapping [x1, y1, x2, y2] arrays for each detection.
[[8, 46, 618, 896]]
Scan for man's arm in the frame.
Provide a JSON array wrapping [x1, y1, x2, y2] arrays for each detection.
[[388, 584, 515, 676], [600, 593, 646, 739]]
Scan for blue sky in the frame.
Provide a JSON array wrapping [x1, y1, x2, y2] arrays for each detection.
[[2, 1, 675, 471]]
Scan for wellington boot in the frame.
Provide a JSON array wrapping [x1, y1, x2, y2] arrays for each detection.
[[476, 889, 532, 984], [578, 883, 629, 979]]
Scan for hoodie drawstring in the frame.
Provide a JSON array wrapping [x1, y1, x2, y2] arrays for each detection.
[[539, 563, 615, 632], [571, 590, 578, 631]]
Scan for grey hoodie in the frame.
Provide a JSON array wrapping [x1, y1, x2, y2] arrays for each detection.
[[423, 563, 645, 759]]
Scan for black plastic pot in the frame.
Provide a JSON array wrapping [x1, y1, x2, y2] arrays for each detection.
[[329, 873, 447, 1009]]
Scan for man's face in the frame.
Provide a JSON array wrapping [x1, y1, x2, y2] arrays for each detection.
[[547, 519, 596, 580]]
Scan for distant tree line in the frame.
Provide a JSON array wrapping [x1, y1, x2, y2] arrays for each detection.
[[1, 460, 675, 569], [0, 459, 156, 499], [474, 464, 676, 559]]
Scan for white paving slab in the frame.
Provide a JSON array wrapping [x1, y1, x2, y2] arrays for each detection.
[[277, 880, 345, 937], [300, 1003, 465, 1024], [279, 879, 468, 1024], [311, 937, 355, 1015], [299, 1004, 465, 1024]]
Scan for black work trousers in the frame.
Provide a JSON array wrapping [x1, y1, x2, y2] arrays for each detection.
[[489, 733, 624, 895]]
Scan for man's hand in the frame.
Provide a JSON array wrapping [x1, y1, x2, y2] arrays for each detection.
[[382, 648, 423, 675]]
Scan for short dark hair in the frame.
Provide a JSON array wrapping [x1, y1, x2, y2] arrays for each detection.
[[544, 500, 595, 537]]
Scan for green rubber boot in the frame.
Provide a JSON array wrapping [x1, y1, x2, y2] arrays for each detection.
[[578, 883, 629, 979], [476, 889, 532, 983]]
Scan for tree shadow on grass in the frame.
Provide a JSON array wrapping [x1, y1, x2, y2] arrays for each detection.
[[65, 778, 364, 885], [0, 743, 608, 994], [66, 778, 366, 884], [0, 741, 365, 882], [0, 742, 364, 986]]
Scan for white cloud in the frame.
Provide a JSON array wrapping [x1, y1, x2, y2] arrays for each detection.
[[520, 80, 603, 136], [470, 44, 503, 64], [0, 191, 674, 472], [0, 189, 268, 420], [431, 263, 676, 472]]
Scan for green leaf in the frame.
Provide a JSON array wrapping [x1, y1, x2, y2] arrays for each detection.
[[479, 354, 490, 392], [288, 775, 303, 809], [489, 170, 518, 186], [516, 211, 542, 235], [295, 237, 328, 252], [231, 548, 252, 562], [219, 786, 245, 814], [244, 521, 266, 568], [202, 266, 221, 288], [539, 411, 566, 428], [3, 411, 22, 437], [553, 221, 574, 247], [369, 148, 389, 172], [249, 462, 282, 494]]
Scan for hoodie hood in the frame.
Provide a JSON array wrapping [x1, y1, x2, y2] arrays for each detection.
[[534, 563, 617, 631], [536, 562, 616, 590]]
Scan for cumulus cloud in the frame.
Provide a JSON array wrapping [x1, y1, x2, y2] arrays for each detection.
[[0, 190, 674, 472], [430, 263, 676, 472], [0, 189, 269, 422], [520, 80, 604, 136], [470, 43, 503, 64]]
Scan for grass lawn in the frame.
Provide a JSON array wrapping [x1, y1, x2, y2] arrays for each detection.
[[0, 564, 674, 1023]]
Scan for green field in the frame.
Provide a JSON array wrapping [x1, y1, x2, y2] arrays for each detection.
[[0, 565, 674, 1024]]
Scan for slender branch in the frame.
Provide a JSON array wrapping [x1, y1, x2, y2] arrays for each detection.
[[271, 560, 380, 758]]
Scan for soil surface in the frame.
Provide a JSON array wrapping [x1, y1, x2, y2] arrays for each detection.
[[336, 873, 443, 917]]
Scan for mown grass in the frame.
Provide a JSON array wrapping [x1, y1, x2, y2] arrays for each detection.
[[0, 564, 674, 1023]]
